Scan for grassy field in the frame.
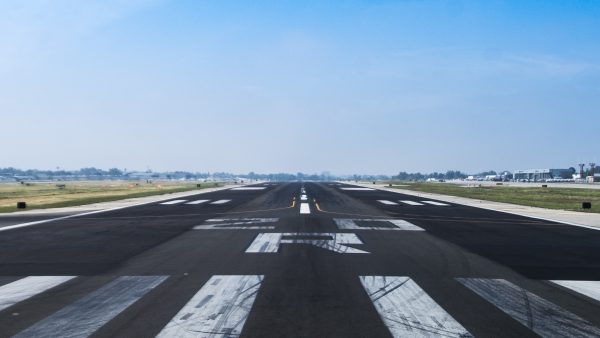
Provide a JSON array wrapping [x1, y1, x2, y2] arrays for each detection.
[[388, 182, 600, 213], [0, 181, 222, 213]]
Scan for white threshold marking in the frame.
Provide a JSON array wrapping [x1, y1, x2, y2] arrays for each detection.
[[0, 276, 76, 312], [157, 275, 263, 338], [340, 187, 375, 191], [399, 200, 425, 206], [185, 199, 210, 205], [551, 280, 600, 302], [421, 201, 450, 206], [361, 276, 471, 338], [458, 278, 600, 337], [210, 199, 231, 205], [334, 219, 424, 231], [300, 203, 311, 214], [231, 187, 266, 190], [194, 218, 278, 230], [300, 194, 308, 201], [15, 276, 167, 338], [246, 233, 369, 254], [160, 199, 187, 205], [377, 200, 398, 205]]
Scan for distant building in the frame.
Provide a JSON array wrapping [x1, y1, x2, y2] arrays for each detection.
[[513, 169, 573, 181]]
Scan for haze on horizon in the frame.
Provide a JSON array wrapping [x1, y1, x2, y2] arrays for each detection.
[[1, 1, 599, 175]]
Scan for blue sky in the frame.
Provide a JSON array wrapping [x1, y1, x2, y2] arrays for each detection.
[[1, 0, 599, 174]]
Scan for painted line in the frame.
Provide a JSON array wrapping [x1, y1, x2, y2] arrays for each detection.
[[15, 276, 167, 338], [0, 276, 76, 312], [246, 233, 283, 253], [377, 200, 398, 205], [334, 219, 424, 231], [551, 280, 600, 302], [159, 200, 187, 205], [300, 194, 308, 201], [300, 203, 311, 214], [365, 184, 600, 232], [361, 276, 471, 338], [193, 218, 278, 230], [210, 199, 231, 205], [231, 187, 266, 191], [0, 185, 238, 233], [246, 232, 369, 254], [399, 200, 425, 206], [157, 275, 263, 338], [458, 278, 600, 337], [340, 187, 375, 191], [185, 199, 210, 205], [421, 201, 450, 206]]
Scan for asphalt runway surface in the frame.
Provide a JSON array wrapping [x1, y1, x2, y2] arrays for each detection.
[[0, 182, 599, 337]]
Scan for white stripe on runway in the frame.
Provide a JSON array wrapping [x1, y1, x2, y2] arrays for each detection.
[[334, 219, 424, 231], [160, 199, 187, 205], [551, 280, 600, 302], [340, 187, 375, 191], [300, 203, 311, 214], [0, 276, 76, 312], [157, 275, 263, 338], [185, 199, 210, 205], [246, 233, 369, 254], [246, 233, 283, 253], [421, 201, 450, 206], [193, 218, 278, 230], [377, 200, 398, 205], [399, 200, 425, 206], [231, 187, 266, 190], [210, 199, 231, 205], [360, 276, 471, 338], [15, 276, 167, 338], [458, 278, 600, 337], [300, 194, 308, 201]]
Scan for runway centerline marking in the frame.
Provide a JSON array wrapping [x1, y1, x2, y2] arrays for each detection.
[[0, 276, 76, 312], [361, 276, 472, 338], [458, 278, 600, 337], [157, 275, 263, 338], [340, 187, 375, 191], [300, 203, 311, 214], [246, 232, 369, 254], [15, 276, 167, 338]]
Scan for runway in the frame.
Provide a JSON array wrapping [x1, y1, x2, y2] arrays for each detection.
[[0, 182, 599, 337]]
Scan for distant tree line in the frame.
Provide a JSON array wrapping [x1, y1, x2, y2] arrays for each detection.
[[1, 167, 539, 182], [393, 170, 468, 181]]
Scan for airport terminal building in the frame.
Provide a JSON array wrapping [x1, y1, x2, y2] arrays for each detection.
[[513, 168, 573, 181]]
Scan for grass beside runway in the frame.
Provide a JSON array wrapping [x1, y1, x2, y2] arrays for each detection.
[[387, 182, 600, 213], [0, 181, 223, 213]]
